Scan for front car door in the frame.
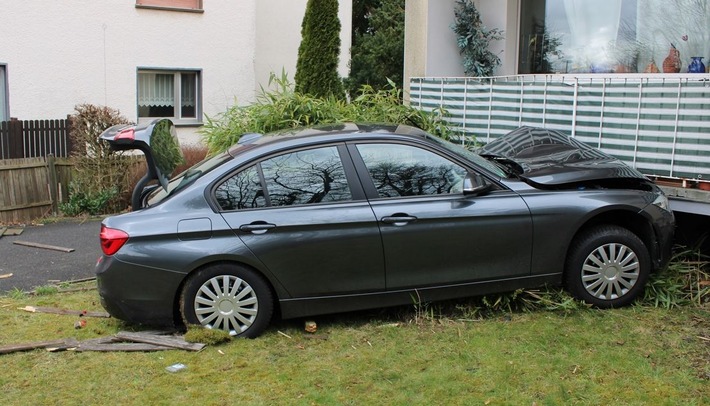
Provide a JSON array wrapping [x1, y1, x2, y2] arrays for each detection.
[[350, 142, 533, 290], [216, 144, 385, 298]]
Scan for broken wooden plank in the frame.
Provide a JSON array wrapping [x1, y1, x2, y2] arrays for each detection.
[[46, 338, 80, 352], [115, 331, 206, 352], [0, 227, 6, 238], [3, 227, 24, 236], [73, 342, 173, 352], [18, 306, 110, 318], [13, 240, 74, 253], [0, 339, 69, 354]]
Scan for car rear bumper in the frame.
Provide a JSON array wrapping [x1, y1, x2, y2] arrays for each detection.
[[95, 255, 186, 327]]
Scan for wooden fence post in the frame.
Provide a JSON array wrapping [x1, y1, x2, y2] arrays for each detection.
[[47, 154, 59, 215]]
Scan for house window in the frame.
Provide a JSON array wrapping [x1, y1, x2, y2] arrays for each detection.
[[135, 0, 203, 12], [0, 65, 8, 121], [519, 0, 710, 74], [137, 69, 200, 123]]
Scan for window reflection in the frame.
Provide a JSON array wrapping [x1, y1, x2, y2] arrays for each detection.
[[519, 0, 710, 74], [215, 165, 266, 210], [261, 147, 352, 206], [357, 144, 467, 198]]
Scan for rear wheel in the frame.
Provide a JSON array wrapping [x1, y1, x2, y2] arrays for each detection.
[[564, 225, 650, 308], [181, 264, 273, 338]]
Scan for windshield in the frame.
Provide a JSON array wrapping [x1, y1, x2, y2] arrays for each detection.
[[425, 135, 507, 178], [146, 152, 232, 206]]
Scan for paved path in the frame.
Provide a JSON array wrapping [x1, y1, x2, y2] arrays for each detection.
[[0, 219, 102, 293]]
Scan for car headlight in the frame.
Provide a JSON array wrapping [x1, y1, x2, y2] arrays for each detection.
[[652, 193, 671, 212]]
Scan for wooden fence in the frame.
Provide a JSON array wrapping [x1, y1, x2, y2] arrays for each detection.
[[0, 117, 74, 160], [0, 156, 73, 224]]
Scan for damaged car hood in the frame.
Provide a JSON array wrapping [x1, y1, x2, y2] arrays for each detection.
[[479, 126, 647, 186]]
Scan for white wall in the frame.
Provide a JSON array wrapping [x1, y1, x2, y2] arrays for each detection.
[[255, 0, 352, 92], [404, 0, 520, 93], [0, 0, 257, 144]]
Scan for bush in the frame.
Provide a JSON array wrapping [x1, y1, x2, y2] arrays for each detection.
[[63, 104, 136, 215], [201, 73, 456, 153]]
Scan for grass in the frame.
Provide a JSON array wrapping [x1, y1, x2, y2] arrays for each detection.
[[0, 283, 708, 405]]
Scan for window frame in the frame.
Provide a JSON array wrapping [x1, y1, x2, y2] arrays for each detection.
[[135, 0, 203, 13], [136, 68, 202, 126], [0, 64, 8, 122]]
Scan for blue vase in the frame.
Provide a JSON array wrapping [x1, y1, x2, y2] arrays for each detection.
[[688, 56, 706, 73]]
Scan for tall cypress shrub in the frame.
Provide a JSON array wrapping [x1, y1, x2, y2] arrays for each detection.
[[295, 0, 345, 98]]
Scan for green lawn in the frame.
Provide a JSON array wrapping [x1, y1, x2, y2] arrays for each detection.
[[0, 286, 708, 405]]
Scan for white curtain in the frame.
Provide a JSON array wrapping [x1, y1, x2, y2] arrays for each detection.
[[563, 0, 623, 69], [138, 73, 174, 107], [181, 74, 195, 107]]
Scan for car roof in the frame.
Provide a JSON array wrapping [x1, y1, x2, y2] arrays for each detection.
[[227, 122, 432, 156]]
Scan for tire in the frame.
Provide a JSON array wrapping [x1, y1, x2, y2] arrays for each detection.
[[181, 264, 273, 338], [564, 225, 650, 308]]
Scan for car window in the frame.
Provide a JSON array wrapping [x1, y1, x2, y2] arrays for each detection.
[[261, 146, 352, 206], [215, 165, 266, 210], [216, 146, 353, 211], [356, 143, 468, 198]]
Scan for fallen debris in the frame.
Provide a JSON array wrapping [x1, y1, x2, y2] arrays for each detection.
[[13, 240, 74, 253], [18, 306, 110, 318], [0, 331, 205, 355], [0, 273, 13, 279], [0, 339, 69, 354], [0, 227, 6, 238], [2, 227, 23, 236], [304, 320, 317, 333], [115, 331, 206, 352]]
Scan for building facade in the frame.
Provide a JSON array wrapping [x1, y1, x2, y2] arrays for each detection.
[[0, 0, 352, 144]]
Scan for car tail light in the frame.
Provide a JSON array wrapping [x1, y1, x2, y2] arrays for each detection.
[[115, 128, 135, 140], [100, 225, 129, 256]]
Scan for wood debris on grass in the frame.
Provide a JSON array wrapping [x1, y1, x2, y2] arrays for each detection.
[[0, 331, 206, 355], [18, 306, 111, 318]]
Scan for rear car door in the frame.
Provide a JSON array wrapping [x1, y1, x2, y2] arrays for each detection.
[[350, 142, 533, 290], [216, 144, 385, 298]]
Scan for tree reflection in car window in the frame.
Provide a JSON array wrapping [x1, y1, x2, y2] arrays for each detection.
[[261, 146, 352, 206], [357, 144, 468, 198], [215, 165, 266, 210]]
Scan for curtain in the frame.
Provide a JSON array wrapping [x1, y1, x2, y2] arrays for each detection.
[[563, 0, 623, 69], [138, 73, 174, 107]]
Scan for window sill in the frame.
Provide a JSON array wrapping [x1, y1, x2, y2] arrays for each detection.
[[135, 5, 204, 13], [138, 118, 203, 127]]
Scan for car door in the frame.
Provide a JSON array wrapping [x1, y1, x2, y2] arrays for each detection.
[[216, 144, 385, 298], [350, 142, 533, 290]]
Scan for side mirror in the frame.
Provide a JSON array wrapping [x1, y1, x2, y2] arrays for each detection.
[[463, 173, 492, 196]]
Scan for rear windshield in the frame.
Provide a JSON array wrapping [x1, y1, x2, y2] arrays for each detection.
[[146, 152, 232, 206]]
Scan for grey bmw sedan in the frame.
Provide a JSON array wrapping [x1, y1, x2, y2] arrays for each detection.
[[96, 121, 674, 337]]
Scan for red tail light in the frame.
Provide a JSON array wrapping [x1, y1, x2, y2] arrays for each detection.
[[100, 225, 129, 256]]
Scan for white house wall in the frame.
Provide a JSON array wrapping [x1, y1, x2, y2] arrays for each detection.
[[0, 0, 257, 144]]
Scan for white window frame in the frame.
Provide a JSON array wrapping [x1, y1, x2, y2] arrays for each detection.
[[137, 68, 202, 126], [0, 64, 8, 122]]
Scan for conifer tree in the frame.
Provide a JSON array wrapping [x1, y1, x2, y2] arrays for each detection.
[[295, 0, 345, 98]]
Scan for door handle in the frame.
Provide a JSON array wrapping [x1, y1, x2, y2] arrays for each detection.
[[239, 222, 276, 234], [381, 215, 417, 225]]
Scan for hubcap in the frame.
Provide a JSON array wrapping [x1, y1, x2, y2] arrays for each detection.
[[194, 275, 258, 336], [581, 242, 639, 300]]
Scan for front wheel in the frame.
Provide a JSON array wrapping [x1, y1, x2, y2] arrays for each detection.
[[564, 225, 651, 308], [180, 264, 273, 338]]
